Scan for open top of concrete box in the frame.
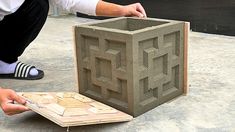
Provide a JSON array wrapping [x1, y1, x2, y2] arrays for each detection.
[[78, 17, 182, 34], [90, 18, 169, 31]]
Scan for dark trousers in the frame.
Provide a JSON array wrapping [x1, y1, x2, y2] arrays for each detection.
[[0, 0, 49, 63]]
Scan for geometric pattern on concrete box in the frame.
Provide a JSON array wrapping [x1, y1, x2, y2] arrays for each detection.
[[90, 40, 128, 109], [79, 35, 129, 112], [136, 31, 182, 115], [75, 17, 189, 117]]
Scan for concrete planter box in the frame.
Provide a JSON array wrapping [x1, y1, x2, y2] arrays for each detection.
[[74, 17, 189, 117]]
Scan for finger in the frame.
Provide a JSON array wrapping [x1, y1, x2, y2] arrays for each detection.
[[131, 10, 144, 17], [9, 91, 26, 105], [14, 95, 26, 105], [7, 108, 31, 115], [2, 103, 29, 114], [6, 111, 26, 116], [136, 3, 147, 17]]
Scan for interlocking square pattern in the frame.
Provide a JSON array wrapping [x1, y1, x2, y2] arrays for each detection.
[[75, 17, 188, 116]]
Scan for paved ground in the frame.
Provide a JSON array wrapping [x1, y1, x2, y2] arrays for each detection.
[[0, 15, 235, 132]]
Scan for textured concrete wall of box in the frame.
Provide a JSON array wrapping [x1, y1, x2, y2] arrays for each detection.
[[74, 17, 189, 117]]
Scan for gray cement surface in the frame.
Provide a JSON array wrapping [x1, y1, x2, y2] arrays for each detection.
[[0, 15, 235, 132]]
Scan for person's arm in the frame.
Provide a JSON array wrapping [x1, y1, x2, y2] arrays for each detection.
[[0, 88, 29, 115], [96, 1, 146, 17], [51, 0, 146, 17]]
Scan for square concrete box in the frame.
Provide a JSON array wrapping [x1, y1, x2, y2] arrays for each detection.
[[74, 17, 189, 117]]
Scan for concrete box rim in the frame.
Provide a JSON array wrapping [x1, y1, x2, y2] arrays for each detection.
[[76, 17, 184, 35]]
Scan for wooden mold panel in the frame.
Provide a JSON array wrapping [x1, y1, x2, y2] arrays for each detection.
[[18, 92, 133, 127]]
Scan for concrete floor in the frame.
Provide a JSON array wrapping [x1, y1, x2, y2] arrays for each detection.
[[0, 15, 235, 132]]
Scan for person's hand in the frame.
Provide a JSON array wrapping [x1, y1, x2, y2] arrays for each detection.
[[96, 1, 147, 18], [121, 3, 147, 18], [0, 88, 29, 115]]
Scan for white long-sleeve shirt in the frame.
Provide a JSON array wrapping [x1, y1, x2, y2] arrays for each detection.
[[0, 0, 99, 21]]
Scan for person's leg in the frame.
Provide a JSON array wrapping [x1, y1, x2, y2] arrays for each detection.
[[0, 0, 49, 63], [0, 0, 49, 80]]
